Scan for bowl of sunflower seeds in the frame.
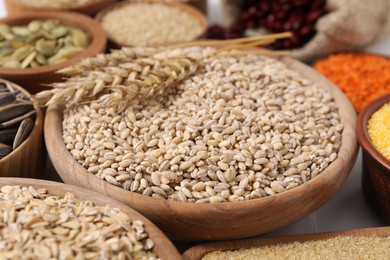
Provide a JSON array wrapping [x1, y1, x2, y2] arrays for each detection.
[[0, 79, 44, 178]]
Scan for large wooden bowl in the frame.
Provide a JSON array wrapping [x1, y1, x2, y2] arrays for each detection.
[[0, 11, 106, 94], [182, 226, 390, 259], [0, 79, 44, 178], [4, 0, 115, 16], [357, 94, 390, 223], [0, 177, 181, 259], [45, 56, 359, 241], [95, 0, 207, 49]]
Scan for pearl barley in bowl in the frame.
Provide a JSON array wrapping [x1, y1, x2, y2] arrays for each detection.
[[42, 46, 358, 241]]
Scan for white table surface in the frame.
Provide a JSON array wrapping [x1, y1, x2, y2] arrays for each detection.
[[1, 0, 388, 252]]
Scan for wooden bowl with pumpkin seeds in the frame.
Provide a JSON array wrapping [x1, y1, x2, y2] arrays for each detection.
[[0, 79, 44, 178], [0, 11, 106, 94], [0, 177, 181, 259], [4, 0, 116, 17], [44, 47, 359, 241]]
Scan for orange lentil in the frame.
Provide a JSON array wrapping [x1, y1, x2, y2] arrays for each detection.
[[314, 53, 390, 112]]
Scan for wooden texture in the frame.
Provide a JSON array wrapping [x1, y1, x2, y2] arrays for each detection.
[[95, 0, 208, 49], [45, 56, 359, 241], [0, 11, 107, 94], [0, 79, 44, 178], [182, 226, 390, 260], [0, 177, 181, 259], [357, 94, 390, 223], [4, 0, 115, 16]]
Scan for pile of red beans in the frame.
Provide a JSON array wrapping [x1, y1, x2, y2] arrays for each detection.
[[208, 0, 328, 50]]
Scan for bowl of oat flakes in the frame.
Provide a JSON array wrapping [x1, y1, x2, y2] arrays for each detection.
[[4, 0, 115, 16], [43, 46, 359, 241], [0, 177, 180, 259]]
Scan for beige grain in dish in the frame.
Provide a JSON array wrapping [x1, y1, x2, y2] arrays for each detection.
[[99, 2, 203, 46], [0, 185, 158, 259], [58, 47, 343, 203], [202, 236, 390, 260]]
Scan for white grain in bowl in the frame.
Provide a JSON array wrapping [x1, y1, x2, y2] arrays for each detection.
[[98, 2, 205, 46]]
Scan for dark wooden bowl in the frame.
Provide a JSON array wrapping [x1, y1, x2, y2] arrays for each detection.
[[0, 79, 44, 178], [357, 94, 390, 223], [182, 226, 390, 259], [95, 0, 207, 49], [0, 11, 107, 94], [4, 0, 116, 16], [45, 56, 359, 241], [0, 177, 181, 259]]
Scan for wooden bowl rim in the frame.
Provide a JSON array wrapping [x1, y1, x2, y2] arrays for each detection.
[[0, 11, 106, 76], [95, 0, 208, 47], [182, 226, 390, 260], [9, 0, 114, 11], [0, 78, 43, 162], [45, 55, 358, 213], [0, 177, 181, 259], [356, 94, 390, 171]]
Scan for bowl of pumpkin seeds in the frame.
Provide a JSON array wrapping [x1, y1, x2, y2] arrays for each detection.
[[0, 11, 106, 94], [42, 45, 359, 241], [0, 79, 44, 178]]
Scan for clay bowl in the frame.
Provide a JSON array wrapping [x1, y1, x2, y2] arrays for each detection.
[[95, 0, 207, 49], [4, 0, 116, 16], [0, 177, 180, 259], [357, 94, 390, 223], [0, 79, 44, 178], [0, 11, 107, 94], [182, 226, 390, 259], [45, 56, 359, 241]]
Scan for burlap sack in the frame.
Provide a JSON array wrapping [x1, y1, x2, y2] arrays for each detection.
[[220, 0, 390, 61]]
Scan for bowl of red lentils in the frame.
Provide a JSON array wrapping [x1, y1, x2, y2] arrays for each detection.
[[314, 52, 390, 113], [357, 94, 390, 223]]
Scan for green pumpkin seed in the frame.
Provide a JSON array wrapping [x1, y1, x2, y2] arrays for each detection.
[[72, 29, 89, 48], [50, 26, 68, 39], [21, 51, 37, 69], [0, 24, 10, 38], [2, 60, 21, 69], [11, 45, 34, 61], [11, 26, 30, 37], [28, 20, 42, 32], [35, 39, 56, 56], [35, 53, 47, 65], [48, 46, 84, 64]]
